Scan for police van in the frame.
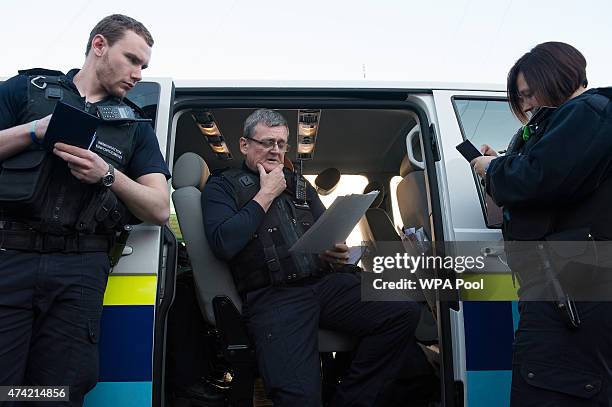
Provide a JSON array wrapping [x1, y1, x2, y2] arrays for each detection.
[[0, 76, 521, 406]]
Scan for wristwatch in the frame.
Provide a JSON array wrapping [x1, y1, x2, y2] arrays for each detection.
[[101, 163, 115, 187]]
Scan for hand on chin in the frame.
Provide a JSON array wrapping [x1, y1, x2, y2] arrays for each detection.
[[261, 159, 281, 173]]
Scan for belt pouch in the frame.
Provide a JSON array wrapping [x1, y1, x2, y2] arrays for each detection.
[[0, 149, 51, 211]]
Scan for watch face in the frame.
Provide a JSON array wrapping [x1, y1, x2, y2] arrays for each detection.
[[102, 173, 115, 187]]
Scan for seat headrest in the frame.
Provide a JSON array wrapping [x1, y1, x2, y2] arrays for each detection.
[[315, 167, 341, 196], [363, 181, 385, 208], [401, 155, 421, 177], [172, 152, 210, 191], [399, 135, 425, 177]]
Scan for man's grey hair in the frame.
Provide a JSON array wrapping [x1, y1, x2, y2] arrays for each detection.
[[243, 109, 288, 139]]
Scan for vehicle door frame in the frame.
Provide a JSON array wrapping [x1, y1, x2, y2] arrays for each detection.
[[136, 78, 178, 407], [169, 86, 458, 406]]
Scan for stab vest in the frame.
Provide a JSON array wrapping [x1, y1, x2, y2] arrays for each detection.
[[0, 69, 141, 236], [501, 89, 612, 242], [221, 167, 327, 294]]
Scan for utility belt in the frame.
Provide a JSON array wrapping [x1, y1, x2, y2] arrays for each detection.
[[506, 227, 608, 284], [506, 227, 612, 330], [0, 221, 113, 253]]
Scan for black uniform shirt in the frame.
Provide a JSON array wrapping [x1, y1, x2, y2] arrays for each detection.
[[0, 70, 171, 181], [203, 163, 326, 260]]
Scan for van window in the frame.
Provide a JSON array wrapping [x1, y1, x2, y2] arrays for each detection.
[[305, 174, 369, 247], [453, 98, 521, 152], [453, 98, 522, 227], [127, 81, 161, 127]]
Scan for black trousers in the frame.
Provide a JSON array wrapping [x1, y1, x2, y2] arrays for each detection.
[[511, 301, 612, 406], [243, 272, 423, 407], [0, 249, 110, 407]]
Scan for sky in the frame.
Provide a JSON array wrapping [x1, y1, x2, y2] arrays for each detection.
[[1, 0, 610, 86]]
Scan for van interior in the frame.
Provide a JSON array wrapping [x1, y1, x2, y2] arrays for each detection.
[[164, 102, 442, 407]]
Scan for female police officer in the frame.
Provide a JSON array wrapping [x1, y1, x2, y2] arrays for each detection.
[[472, 42, 612, 406]]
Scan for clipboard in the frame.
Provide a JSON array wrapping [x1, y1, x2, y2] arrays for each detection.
[[289, 191, 379, 253], [43, 101, 100, 150]]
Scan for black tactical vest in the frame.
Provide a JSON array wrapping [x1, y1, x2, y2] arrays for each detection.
[[502, 90, 612, 242], [0, 69, 140, 236], [221, 167, 327, 294]]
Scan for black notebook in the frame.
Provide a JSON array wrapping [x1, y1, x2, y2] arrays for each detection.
[[43, 101, 100, 150]]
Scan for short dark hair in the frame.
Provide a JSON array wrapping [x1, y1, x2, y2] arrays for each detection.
[[243, 109, 288, 139], [85, 14, 154, 56], [507, 41, 587, 123]]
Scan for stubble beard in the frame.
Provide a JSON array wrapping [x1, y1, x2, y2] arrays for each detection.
[[96, 54, 125, 100]]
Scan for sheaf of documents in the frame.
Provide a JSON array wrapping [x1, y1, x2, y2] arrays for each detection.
[[289, 191, 379, 253]]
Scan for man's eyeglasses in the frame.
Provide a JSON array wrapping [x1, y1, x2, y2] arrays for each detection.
[[245, 136, 290, 152]]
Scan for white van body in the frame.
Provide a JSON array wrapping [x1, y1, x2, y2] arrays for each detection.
[[1, 75, 520, 407]]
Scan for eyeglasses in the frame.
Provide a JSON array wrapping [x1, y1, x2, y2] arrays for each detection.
[[245, 136, 290, 152]]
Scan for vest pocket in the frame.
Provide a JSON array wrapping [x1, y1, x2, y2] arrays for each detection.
[[0, 149, 51, 210]]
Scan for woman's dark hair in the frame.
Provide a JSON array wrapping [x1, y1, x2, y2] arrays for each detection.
[[507, 41, 587, 122]]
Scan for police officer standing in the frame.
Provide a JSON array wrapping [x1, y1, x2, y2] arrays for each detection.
[[0, 15, 170, 406], [203, 109, 428, 406], [472, 42, 612, 406]]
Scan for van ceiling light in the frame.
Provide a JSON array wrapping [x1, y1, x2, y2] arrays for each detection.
[[297, 144, 315, 154], [198, 122, 221, 137], [296, 109, 321, 160], [192, 110, 233, 160], [210, 142, 230, 154], [299, 123, 317, 137]]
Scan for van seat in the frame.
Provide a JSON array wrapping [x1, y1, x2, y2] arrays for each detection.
[[363, 209, 400, 243], [359, 181, 399, 244], [397, 155, 431, 238]]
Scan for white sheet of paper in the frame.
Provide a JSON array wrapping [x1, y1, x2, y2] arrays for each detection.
[[289, 191, 379, 253]]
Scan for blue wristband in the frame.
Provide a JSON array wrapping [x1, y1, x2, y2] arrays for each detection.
[[30, 120, 43, 145]]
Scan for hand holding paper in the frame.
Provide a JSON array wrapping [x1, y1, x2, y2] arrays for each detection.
[[320, 243, 350, 265]]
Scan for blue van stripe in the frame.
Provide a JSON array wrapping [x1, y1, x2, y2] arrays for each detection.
[[99, 305, 154, 382], [511, 301, 520, 333], [463, 301, 514, 371], [84, 381, 151, 407], [466, 370, 511, 407]]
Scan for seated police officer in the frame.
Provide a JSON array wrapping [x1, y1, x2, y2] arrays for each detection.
[[0, 15, 170, 406], [203, 109, 424, 406]]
